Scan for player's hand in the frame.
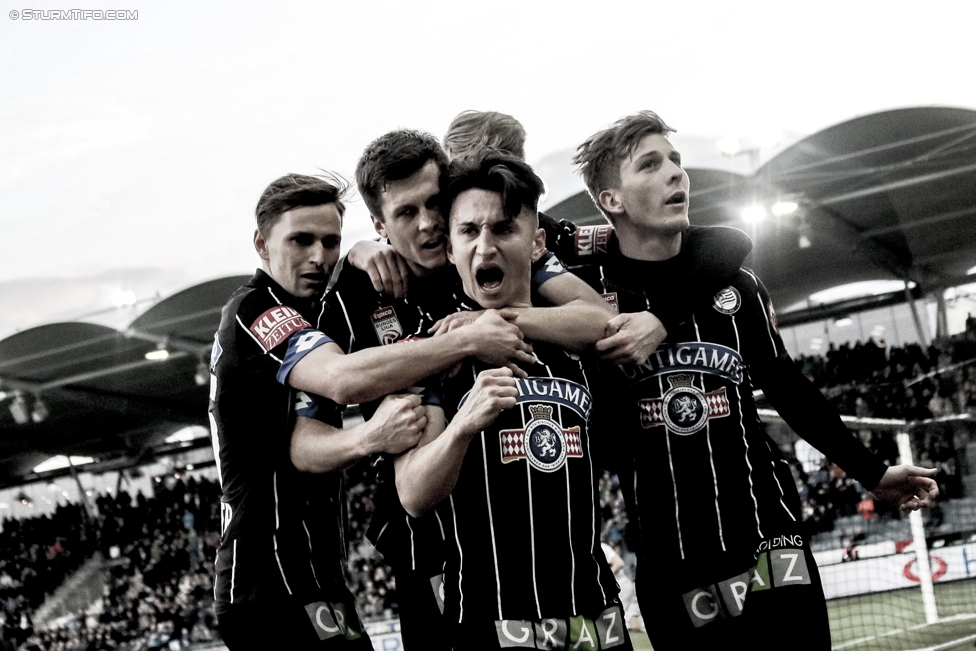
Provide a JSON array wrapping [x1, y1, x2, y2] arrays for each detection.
[[462, 310, 534, 377], [346, 240, 410, 299], [595, 311, 667, 365], [871, 465, 939, 512], [453, 368, 518, 434], [366, 393, 427, 455], [429, 310, 483, 336]]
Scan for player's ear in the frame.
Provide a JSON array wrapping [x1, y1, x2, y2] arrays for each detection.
[[253, 229, 270, 262], [446, 236, 455, 265], [530, 227, 547, 263], [599, 189, 625, 217], [371, 214, 388, 240]]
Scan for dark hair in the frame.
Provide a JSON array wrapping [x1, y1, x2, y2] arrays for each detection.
[[441, 152, 545, 225], [255, 173, 348, 234], [355, 129, 449, 221], [443, 110, 527, 161], [573, 111, 675, 219]]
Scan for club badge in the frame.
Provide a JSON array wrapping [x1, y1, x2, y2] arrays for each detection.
[[713, 287, 741, 315], [499, 404, 582, 472], [639, 374, 730, 435], [371, 306, 403, 345]]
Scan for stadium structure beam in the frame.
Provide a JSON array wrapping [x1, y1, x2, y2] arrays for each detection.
[[817, 161, 976, 207]]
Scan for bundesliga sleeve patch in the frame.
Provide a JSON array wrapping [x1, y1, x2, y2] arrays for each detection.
[[275, 328, 334, 385], [249, 306, 312, 352], [574, 224, 612, 258]]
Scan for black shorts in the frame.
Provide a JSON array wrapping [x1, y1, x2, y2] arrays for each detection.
[[216, 595, 372, 650]]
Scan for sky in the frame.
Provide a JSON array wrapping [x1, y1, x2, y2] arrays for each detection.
[[1, 0, 974, 339]]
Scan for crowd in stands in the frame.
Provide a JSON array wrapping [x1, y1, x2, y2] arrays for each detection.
[[1, 476, 223, 651], [786, 328, 976, 541]]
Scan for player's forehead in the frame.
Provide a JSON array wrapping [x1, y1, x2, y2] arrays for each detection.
[[450, 188, 528, 229], [379, 160, 442, 217], [272, 203, 342, 237], [623, 133, 679, 168]]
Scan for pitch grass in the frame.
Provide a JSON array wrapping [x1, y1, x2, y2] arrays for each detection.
[[827, 579, 976, 650]]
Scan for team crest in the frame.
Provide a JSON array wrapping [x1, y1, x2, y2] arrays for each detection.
[[639, 374, 730, 435], [371, 306, 403, 345], [499, 404, 582, 472], [713, 287, 741, 314]]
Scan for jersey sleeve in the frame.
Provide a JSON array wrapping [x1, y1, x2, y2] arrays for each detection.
[[275, 328, 334, 385], [530, 251, 569, 288], [741, 271, 888, 489]]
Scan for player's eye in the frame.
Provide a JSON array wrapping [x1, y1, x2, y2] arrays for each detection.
[[322, 235, 340, 249], [292, 234, 314, 246]]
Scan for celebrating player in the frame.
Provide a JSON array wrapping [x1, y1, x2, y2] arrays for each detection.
[[571, 111, 940, 649], [319, 129, 620, 650], [393, 153, 632, 651], [209, 173, 538, 649]]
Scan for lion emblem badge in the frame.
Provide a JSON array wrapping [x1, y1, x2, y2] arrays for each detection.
[[662, 374, 709, 435]]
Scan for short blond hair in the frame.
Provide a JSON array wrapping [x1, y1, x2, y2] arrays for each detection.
[[443, 110, 527, 161]]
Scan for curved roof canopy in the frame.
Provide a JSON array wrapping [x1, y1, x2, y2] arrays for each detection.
[[0, 276, 248, 487], [548, 106, 976, 312]]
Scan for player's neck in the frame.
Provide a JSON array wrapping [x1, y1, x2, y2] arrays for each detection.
[[615, 226, 682, 262]]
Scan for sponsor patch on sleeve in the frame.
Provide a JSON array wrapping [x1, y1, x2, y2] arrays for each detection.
[[574, 224, 612, 258], [249, 306, 312, 352]]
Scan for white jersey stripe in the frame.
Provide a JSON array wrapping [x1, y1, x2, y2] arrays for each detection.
[[694, 314, 726, 552], [407, 515, 416, 571], [302, 519, 322, 589], [772, 460, 797, 521], [335, 291, 357, 353], [213, 549, 220, 601], [481, 431, 504, 620], [705, 424, 726, 552], [522, 400, 542, 619], [661, 373, 685, 559], [272, 472, 293, 595], [730, 313, 762, 537], [230, 540, 237, 603], [449, 495, 465, 622]]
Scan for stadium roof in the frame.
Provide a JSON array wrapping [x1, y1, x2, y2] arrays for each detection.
[[2, 107, 976, 488], [548, 106, 976, 318]]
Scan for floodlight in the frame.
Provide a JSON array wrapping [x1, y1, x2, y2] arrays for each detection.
[[31, 396, 49, 423], [9, 394, 29, 424], [771, 201, 799, 217], [741, 206, 766, 223]]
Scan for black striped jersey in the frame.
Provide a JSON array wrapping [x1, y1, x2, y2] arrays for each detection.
[[319, 252, 572, 572], [576, 235, 888, 591], [433, 337, 619, 624], [209, 269, 351, 606]]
